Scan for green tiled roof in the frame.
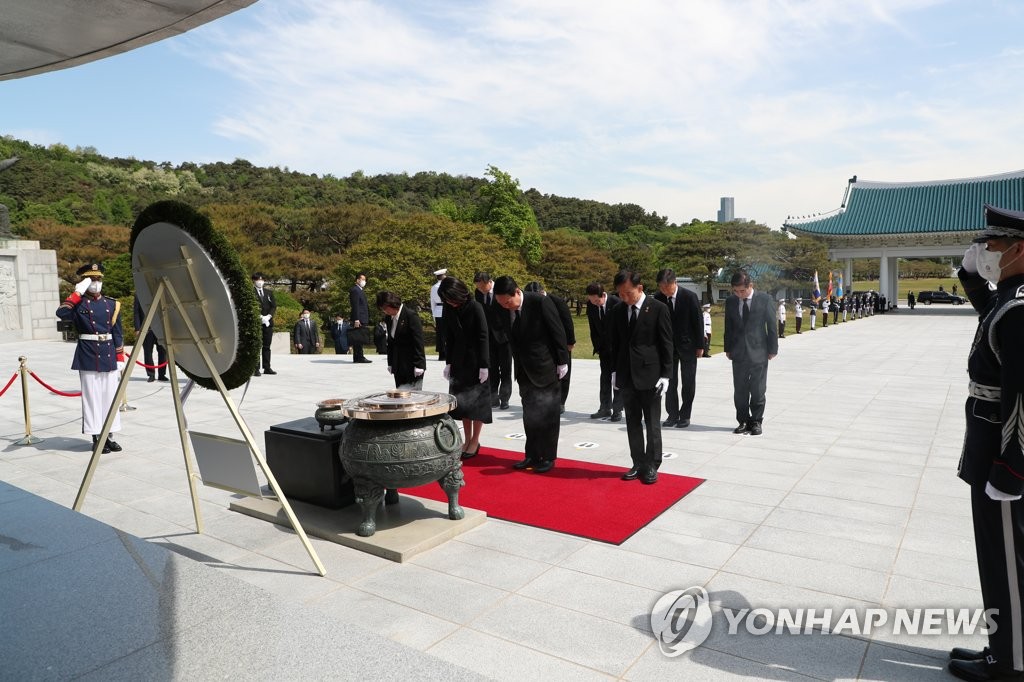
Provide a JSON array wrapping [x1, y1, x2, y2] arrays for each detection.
[[783, 170, 1024, 236]]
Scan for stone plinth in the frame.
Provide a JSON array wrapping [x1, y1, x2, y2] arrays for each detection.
[[0, 239, 60, 343]]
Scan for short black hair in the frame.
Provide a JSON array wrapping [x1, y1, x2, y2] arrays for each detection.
[[730, 270, 752, 287], [355, 272, 366, 280], [613, 269, 642, 288], [473, 271, 491, 283], [375, 291, 401, 309], [493, 276, 518, 297], [585, 282, 604, 296], [655, 268, 676, 285], [438, 276, 471, 305], [523, 281, 544, 293]]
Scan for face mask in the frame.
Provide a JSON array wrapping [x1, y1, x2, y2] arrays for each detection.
[[88, 282, 102, 294], [978, 243, 1022, 285], [255, 280, 264, 288], [358, 279, 366, 288], [301, 314, 310, 320]]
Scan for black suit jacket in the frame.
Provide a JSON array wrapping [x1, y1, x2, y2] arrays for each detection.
[[505, 293, 569, 387], [292, 317, 320, 351], [474, 289, 508, 344], [387, 305, 426, 385], [349, 284, 369, 325], [442, 300, 489, 385], [586, 294, 621, 356], [255, 286, 276, 317], [550, 294, 576, 347], [610, 295, 673, 391], [653, 287, 702, 357], [724, 291, 778, 364]]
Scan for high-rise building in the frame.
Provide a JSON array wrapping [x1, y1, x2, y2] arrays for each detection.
[[717, 197, 735, 223]]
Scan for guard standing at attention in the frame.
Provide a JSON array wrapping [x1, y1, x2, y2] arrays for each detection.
[[948, 204, 1024, 682], [56, 263, 124, 454]]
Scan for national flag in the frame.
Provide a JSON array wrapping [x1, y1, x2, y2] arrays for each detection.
[[812, 271, 821, 303], [836, 272, 844, 297], [826, 271, 834, 300]]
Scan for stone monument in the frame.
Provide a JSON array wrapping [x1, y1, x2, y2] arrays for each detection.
[[0, 157, 61, 343]]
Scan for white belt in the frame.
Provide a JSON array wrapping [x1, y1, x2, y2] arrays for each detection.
[[79, 334, 112, 341], [969, 381, 1000, 402]]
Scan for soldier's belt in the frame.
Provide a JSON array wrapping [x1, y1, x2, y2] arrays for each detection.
[[969, 381, 1000, 402], [78, 334, 112, 341]]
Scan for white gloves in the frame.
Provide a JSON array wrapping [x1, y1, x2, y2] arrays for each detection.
[[414, 368, 424, 377], [387, 366, 393, 374], [261, 314, 272, 327], [655, 377, 670, 395], [479, 367, 489, 384], [556, 364, 568, 380], [443, 364, 451, 380], [74, 277, 91, 295], [986, 482, 1022, 501], [962, 244, 980, 274]]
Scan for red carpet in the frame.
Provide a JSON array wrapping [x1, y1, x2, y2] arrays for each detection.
[[403, 446, 704, 544]]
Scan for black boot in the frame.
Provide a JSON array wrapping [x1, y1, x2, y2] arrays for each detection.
[[92, 435, 111, 454], [106, 438, 122, 452]]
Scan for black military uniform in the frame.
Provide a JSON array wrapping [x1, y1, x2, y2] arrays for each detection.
[[252, 272, 277, 375], [950, 204, 1024, 682]]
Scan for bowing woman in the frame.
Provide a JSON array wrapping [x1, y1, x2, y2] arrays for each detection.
[[439, 277, 491, 459]]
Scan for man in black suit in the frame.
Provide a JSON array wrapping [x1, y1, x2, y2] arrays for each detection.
[[349, 272, 372, 363], [610, 270, 673, 485], [252, 272, 277, 375], [524, 282, 575, 414], [724, 270, 778, 436], [494, 275, 569, 474], [474, 271, 512, 410], [376, 291, 426, 390], [292, 309, 321, 354], [653, 268, 703, 428], [585, 282, 622, 422], [132, 293, 167, 382]]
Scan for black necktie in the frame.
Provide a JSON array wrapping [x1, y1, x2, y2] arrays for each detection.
[[513, 309, 521, 331], [629, 305, 638, 333], [599, 305, 604, 321], [486, 293, 491, 306], [669, 296, 674, 311], [742, 298, 749, 322]]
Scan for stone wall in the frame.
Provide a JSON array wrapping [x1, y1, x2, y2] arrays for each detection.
[[0, 239, 60, 343]]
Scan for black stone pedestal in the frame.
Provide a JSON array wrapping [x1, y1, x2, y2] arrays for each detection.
[[265, 417, 355, 509]]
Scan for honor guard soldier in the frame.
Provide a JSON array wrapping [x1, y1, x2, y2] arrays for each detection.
[[56, 263, 124, 454], [949, 204, 1024, 682]]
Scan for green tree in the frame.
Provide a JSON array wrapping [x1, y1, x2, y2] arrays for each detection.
[[530, 229, 617, 301], [476, 165, 542, 264], [662, 222, 743, 303]]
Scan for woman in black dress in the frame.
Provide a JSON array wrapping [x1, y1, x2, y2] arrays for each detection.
[[440, 277, 491, 458]]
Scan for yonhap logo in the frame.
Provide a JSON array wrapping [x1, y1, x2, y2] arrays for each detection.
[[650, 586, 713, 656]]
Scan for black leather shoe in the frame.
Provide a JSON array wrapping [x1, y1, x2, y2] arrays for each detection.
[[263, 368, 277, 374], [951, 648, 987, 661], [461, 444, 479, 460], [512, 458, 533, 470], [158, 376, 169, 382], [621, 467, 640, 481], [662, 418, 677, 427], [92, 436, 110, 454], [384, 489, 400, 505], [948, 658, 1024, 681], [499, 401, 509, 410], [253, 370, 261, 377], [559, 405, 565, 415], [676, 419, 690, 428], [354, 358, 373, 364], [749, 422, 763, 436], [492, 400, 501, 408], [533, 460, 555, 474], [610, 411, 622, 422], [147, 376, 156, 383], [591, 410, 611, 419], [105, 438, 122, 452], [733, 423, 750, 434], [641, 470, 658, 485]]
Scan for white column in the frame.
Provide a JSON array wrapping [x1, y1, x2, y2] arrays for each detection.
[[844, 259, 853, 295], [888, 256, 899, 304], [878, 251, 889, 300]]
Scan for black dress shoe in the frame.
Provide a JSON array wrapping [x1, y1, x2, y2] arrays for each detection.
[[147, 376, 156, 383], [733, 423, 750, 434], [676, 419, 690, 428], [105, 438, 122, 452], [384, 489, 400, 505], [559, 405, 565, 415], [533, 460, 555, 474], [591, 409, 611, 419], [951, 648, 987, 661], [621, 467, 640, 481], [662, 418, 677, 428], [512, 458, 533, 470], [641, 470, 658, 485], [253, 370, 261, 376], [610, 411, 622, 422], [158, 376, 169, 382], [499, 401, 509, 410], [749, 422, 763, 436], [354, 358, 372, 364], [461, 444, 479, 460], [948, 658, 1024, 681], [263, 368, 277, 374], [491, 400, 501, 408]]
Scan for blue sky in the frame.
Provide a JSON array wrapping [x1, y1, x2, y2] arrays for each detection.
[[3, 0, 1024, 228]]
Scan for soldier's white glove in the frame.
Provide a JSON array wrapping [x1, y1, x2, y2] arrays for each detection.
[[655, 377, 670, 395], [556, 364, 568, 380], [961, 244, 980, 274], [414, 368, 424, 377], [74, 277, 91, 295], [261, 314, 272, 327], [443, 364, 451, 380], [986, 482, 1022, 501], [479, 368, 489, 384]]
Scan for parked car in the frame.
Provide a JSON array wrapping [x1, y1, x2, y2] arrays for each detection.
[[917, 290, 966, 305]]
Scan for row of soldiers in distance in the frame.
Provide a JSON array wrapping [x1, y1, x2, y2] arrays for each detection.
[[776, 291, 890, 337]]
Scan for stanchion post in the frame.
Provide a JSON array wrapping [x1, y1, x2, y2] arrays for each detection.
[[15, 356, 43, 445]]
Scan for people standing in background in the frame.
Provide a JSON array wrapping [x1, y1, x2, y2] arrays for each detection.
[[724, 270, 778, 436], [474, 271, 513, 410], [702, 303, 713, 356], [349, 272, 372, 363], [777, 299, 787, 338], [586, 282, 623, 421], [252, 272, 277, 376], [329, 313, 349, 355], [292, 309, 321, 354], [794, 299, 803, 334], [524, 282, 575, 415], [820, 297, 829, 326], [440, 277, 491, 459], [908, 291, 916, 309], [831, 297, 840, 324], [430, 268, 448, 361], [132, 293, 167, 382], [56, 263, 125, 454], [377, 291, 426, 390], [808, 299, 816, 330], [653, 269, 702, 429]]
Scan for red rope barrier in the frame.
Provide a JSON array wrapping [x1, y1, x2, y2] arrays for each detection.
[[0, 372, 16, 398], [28, 371, 82, 397], [135, 360, 168, 369]]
